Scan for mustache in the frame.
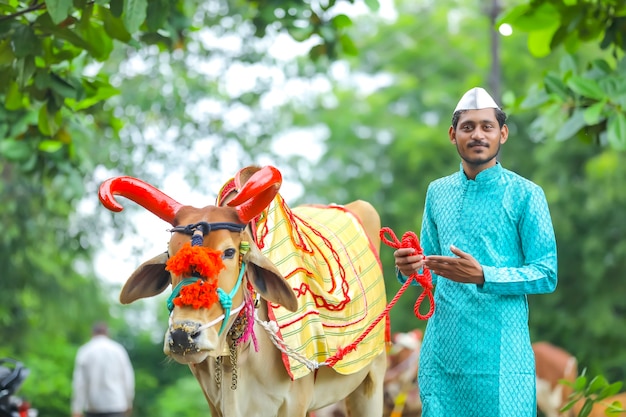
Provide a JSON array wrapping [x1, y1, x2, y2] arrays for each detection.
[[469, 141, 489, 147]]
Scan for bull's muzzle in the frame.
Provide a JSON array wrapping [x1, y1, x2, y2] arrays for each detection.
[[169, 327, 199, 350], [165, 321, 204, 359]]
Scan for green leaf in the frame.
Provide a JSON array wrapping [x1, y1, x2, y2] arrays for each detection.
[[99, 3, 132, 43], [79, 18, 115, 60], [15, 56, 36, 88], [287, 25, 314, 42], [8, 111, 37, 138], [38, 105, 52, 136], [558, 54, 578, 74], [34, 12, 92, 51], [11, 25, 41, 58], [49, 72, 79, 99], [583, 100, 607, 125], [319, 24, 336, 42], [0, 139, 32, 161], [567, 76, 606, 100], [544, 73, 570, 101], [145, 0, 169, 32], [520, 85, 551, 109], [38, 140, 64, 153], [0, 39, 15, 66], [332, 14, 353, 29], [590, 59, 613, 75], [504, 2, 560, 31], [340, 33, 358, 56], [5, 82, 23, 110], [66, 83, 119, 111], [123, 0, 148, 33], [607, 112, 626, 150], [363, 0, 379, 12], [587, 375, 609, 396], [579, 398, 593, 417], [528, 24, 559, 57], [110, 0, 123, 17], [555, 109, 586, 141], [45, 0, 73, 24], [600, 381, 623, 398]]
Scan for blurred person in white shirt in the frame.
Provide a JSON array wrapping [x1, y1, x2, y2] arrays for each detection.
[[71, 322, 134, 417]]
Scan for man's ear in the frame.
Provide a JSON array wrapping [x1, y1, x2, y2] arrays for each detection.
[[449, 125, 456, 144], [500, 124, 509, 144]]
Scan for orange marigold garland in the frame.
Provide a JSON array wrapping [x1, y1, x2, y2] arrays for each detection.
[[173, 279, 219, 309], [166, 242, 225, 278], [166, 243, 225, 309]]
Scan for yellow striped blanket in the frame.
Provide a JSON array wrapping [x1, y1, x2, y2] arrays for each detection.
[[255, 194, 387, 380]]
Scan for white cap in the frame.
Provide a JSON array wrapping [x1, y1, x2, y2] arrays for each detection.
[[454, 87, 499, 113]]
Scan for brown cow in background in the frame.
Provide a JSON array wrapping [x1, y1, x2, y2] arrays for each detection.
[[533, 341, 626, 417], [533, 341, 578, 417], [312, 330, 423, 417]]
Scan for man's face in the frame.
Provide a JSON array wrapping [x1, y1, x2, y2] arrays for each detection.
[[449, 108, 508, 169]]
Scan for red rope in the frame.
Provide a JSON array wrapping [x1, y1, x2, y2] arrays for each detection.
[[380, 226, 435, 320], [324, 270, 415, 367], [324, 227, 435, 368]]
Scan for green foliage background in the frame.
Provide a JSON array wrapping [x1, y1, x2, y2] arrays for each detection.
[[1, 0, 625, 416]]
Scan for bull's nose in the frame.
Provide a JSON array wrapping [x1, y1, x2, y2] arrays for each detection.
[[170, 328, 195, 348], [167, 321, 203, 354]]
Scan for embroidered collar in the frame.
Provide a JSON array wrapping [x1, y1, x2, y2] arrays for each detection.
[[459, 162, 502, 184]]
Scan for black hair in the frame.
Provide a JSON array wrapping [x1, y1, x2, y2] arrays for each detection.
[[451, 108, 507, 129]]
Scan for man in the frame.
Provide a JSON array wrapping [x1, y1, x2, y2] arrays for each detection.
[[71, 322, 135, 417], [394, 87, 557, 416]]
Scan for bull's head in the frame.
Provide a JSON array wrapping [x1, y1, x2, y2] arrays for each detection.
[[98, 166, 298, 364]]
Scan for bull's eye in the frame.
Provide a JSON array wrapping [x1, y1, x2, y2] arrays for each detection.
[[222, 248, 236, 259]]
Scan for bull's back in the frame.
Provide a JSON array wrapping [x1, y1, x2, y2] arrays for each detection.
[[343, 200, 382, 255], [259, 197, 387, 379]]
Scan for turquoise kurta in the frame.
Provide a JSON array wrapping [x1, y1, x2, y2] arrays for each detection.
[[404, 163, 557, 417]]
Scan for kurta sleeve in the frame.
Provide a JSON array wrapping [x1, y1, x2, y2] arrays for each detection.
[[478, 186, 557, 295], [419, 185, 440, 287]]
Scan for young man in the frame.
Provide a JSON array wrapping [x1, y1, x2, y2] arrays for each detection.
[[394, 87, 558, 416]]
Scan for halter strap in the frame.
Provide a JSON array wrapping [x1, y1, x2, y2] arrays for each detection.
[[168, 221, 245, 235], [216, 261, 246, 335]]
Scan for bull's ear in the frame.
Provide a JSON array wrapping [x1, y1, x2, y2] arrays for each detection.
[[244, 245, 298, 312], [120, 252, 171, 304]]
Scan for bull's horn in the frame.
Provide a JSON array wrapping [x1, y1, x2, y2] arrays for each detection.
[[227, 166, 282, 223], [99, 176, 184, 225]]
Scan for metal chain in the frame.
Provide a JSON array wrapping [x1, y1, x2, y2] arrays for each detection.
[[229, 343, 238, 390], [215, 356, 222, 390]]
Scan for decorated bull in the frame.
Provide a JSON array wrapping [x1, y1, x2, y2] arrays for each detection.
[[98, 165, 389, 417]]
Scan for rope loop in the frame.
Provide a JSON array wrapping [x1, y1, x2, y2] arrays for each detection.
[[380, 226, 435, 320]]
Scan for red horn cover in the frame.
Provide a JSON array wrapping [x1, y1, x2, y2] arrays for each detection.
[[99, 176, 184, 225], [227, 166, 282, 223]]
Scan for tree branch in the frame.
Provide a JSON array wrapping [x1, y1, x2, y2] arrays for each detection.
[[0, 2, 46, 22]]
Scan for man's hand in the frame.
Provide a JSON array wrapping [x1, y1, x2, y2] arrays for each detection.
[[394, 247, 425, 277], [423, 245, 484, 284]]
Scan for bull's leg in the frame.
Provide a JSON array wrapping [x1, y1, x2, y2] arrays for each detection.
[[344, 352, 387, 417]]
